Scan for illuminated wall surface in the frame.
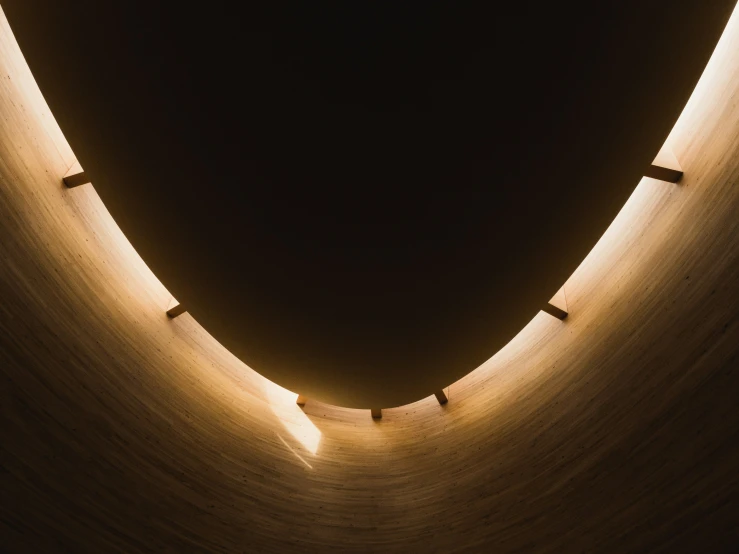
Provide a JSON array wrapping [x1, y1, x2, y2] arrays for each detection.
[[1, 5, 738, 553]]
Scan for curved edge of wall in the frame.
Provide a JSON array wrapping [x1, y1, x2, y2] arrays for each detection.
[[1, 4, 738, 552]]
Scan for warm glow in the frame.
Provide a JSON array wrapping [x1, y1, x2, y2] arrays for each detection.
[[277, 434, 314, 469], [262, 380, 322, 456]]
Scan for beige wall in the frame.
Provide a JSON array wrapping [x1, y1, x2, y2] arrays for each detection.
[[1, 5, 738, 552]]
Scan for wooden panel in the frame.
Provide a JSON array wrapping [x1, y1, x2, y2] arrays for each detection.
[[1, 4, 738, 553]]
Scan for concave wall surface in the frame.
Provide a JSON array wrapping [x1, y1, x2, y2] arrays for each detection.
[[1, 5, 738, 553]]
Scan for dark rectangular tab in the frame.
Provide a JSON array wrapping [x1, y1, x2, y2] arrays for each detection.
[[543, 286, 568, 320], [63, 171, 91, 188], [166, 298, 186, 318], [434, 390, 449, 405]]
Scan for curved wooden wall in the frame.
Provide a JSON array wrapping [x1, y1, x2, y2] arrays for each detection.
[[1, 5, 738, 552]]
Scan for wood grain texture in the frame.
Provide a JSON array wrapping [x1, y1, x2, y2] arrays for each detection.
[[1, 5, 738, 553]]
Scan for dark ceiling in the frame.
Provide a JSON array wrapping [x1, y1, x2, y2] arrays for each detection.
[[4, 1, 734, 407]]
